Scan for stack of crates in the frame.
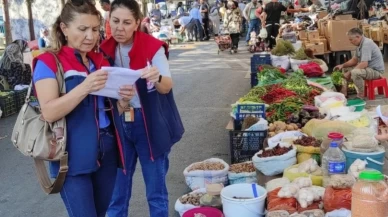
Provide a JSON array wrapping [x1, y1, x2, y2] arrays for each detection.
[[250, 53, 271, 88], [229, 104, 267, 163], [14, 88, 28, 110], [0, 90, 17, 118]]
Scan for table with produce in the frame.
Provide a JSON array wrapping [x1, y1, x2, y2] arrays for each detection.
[[175, 48, 388, 217]]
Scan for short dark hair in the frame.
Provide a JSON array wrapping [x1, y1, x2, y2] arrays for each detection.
[[347, 28, 363, 37], [110, 0, 142, 22], [100, 0, 110, 4]]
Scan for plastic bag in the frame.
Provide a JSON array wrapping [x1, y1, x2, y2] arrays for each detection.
[[324, 209, 351, 217], [283, 164, 323, 186], [174, 188, 207, 217], [348, 159, 367, 179], [311, 121, 356, 141], [300, 209, 325, 216], [266, 210, 290, 217], [228, 162, 257, 184], [327, 174, 355, 189], [252, 146, 297, 176], [302, 119, 330, 136], [299, 62, 324, 77], [259, 28, 268, 39], [266, 178, 291, 192], [268, 187, 298, 214], [278, 183, 300, 198], [323, 187, 352, 212], [268, 131, 306, 148], [292, 177, 313, 189], [271, 55, 290, 70], [298, 201, 324, 213], [290, 58, 309, 71], [296, 188, 315, 208], [314, 92, 347, 110], [183, 158, 229, 190], [298, 159, 319, 174]]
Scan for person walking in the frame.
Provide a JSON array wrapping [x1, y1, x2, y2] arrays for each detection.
[[176, 2, 185, 16], [100, 1, 184, 217], [31, 0, 134, 216], [243, 0, 261, 44], [209, 3, 221, 36], [200, 0, 210, 40], [189, 2, 203, 41], [260, 0, 300, 49], [223, 0, 242, 53]]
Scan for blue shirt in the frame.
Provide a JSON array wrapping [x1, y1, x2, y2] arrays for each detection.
[[33, 60, 111, 128]]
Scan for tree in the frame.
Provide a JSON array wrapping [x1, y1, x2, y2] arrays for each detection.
[[26, 0, 35, 40], [2, 0, 12, 45]]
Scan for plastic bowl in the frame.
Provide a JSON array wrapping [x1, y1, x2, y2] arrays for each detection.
[[182, 207, 224, 217], [347, 98, 366, 112]]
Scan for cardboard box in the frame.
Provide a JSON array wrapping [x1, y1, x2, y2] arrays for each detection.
[[318, 20, 328, 36], [327, 20, 358, 51], [307, 31, 320, 42], [317, 11, 328, 19], [370, 27, 383, 42], [319, 38, 328, 52], [335, 15, 353, 20], [298, 30, 307, 40], [323, 22, 329, 38], [306, 42, 325, 55], [383, 29, 388, 44], [362, 25, 371, 39]]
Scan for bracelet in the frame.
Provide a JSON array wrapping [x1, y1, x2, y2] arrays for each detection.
[[117, 101, 129, 110]]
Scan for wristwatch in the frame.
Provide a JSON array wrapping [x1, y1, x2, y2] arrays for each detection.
[[158, 75, 163, 83]]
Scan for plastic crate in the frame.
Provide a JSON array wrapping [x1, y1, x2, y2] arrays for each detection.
[[234, 104, 266, 130], [229, 130, 268, 163], [251, 72, 258, 88], [14, 88, 28, 110], [0, 91, 17, 117], [250, 53, 271, 73]]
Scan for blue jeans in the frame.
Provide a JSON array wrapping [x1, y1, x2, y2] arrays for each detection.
[[193, 19, 204, 40], [60, 128, 118, 217], [107, 109, 170, 217], [246, 19, 261, 42]]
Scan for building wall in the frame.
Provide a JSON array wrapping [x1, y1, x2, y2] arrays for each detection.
[[8, 0, 105, 41]]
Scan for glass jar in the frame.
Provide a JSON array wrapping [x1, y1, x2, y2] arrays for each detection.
[[199, 183, 223, 209], [351, 170, 388, 217], [320, 132, 344, 154]]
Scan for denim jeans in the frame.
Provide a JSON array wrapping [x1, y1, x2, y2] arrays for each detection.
[[107, 109, 170, 217], [246, 19, 261, 42], [60, 128, 118, 217], [193, 19, 204, 40]]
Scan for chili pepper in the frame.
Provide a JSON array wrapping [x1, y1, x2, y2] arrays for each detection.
[[261, 87, 297, 104]]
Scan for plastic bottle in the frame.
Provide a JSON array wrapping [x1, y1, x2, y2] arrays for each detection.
[[320, 132, 344, 154], [321, 142, 346, 187], [352, 170, 388, 217]]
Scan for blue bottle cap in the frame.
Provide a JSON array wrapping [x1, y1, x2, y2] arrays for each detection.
[[330, 142, 338, 148]]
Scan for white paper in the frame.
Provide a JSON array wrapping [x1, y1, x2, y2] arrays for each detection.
[[90, 66, 142, 99]]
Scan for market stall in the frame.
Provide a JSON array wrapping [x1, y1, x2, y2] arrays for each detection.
[[175, 40, 388, 216]]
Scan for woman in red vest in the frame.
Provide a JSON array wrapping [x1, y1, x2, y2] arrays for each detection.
[[100, 1, 184, 217]]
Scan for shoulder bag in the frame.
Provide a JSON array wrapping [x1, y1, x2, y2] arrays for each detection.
[[11, 52, 68, 194]]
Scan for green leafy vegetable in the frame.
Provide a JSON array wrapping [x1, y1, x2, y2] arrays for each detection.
[[331, 71, 343, 86], [271, 39, 295, 56], [292, 48, 309, 60]]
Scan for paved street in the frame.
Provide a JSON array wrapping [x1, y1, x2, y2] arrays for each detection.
[[0, 40, 252, 217]]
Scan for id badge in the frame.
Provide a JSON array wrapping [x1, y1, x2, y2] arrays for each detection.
[[124, 107, 134, 122]]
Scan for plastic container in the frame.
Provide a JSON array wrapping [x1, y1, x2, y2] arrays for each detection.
[[200, 183, 223, 209], [342, 147, 385, 172], [229, 130, 267, 163], [182, 207, 224, 217], [321, 142, 346, 187], [251, 53, 271, 73], [347, 98, 366, 112], [351, 170, 388, 217], [221, 183, 267, 217], [320, 132, 344, 155]]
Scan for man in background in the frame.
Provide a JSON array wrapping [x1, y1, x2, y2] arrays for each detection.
[[100, 0, 112, 39], [190, 2, 204, 41], [243, 0, 261, 44], [200, 0, 210, 40]]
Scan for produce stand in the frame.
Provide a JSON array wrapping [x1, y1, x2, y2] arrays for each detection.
[[177, 21, 388, 215]]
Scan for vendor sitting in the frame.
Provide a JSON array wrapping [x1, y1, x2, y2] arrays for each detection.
[[334, 28, 385, 98]]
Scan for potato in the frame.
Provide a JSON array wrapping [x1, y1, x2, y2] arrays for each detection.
[[286, 125, 294, 131], [269, 125, 276, 132], [269, 132, 276, 137]]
